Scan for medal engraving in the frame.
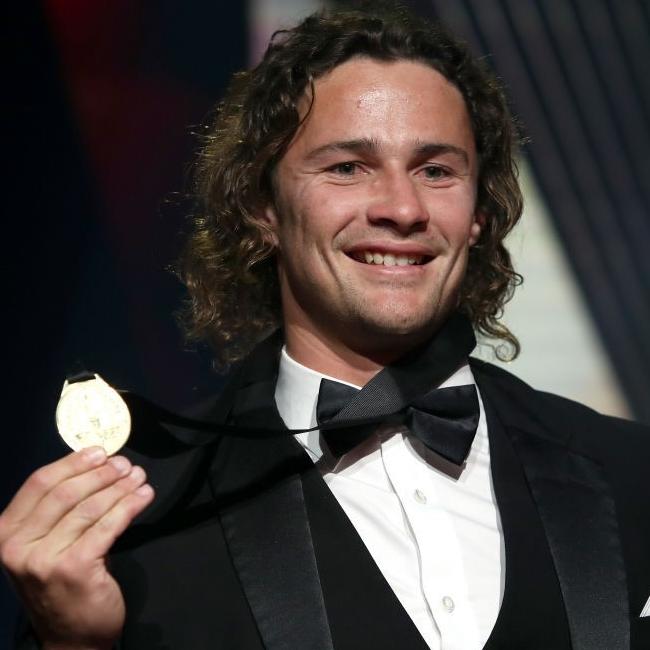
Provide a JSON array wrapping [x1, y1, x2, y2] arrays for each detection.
[[56, 375, 131, 455]]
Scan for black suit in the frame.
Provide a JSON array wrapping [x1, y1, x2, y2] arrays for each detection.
[[15, 334, 650, 650]]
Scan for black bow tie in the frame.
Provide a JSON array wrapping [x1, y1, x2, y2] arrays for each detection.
[[309, 312, 480, 465], [316, 377, 479, 465]]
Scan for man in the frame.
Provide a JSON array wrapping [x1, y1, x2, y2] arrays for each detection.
[[2, 6, 649, 650]]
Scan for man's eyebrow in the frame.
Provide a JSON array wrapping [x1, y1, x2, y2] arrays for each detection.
[[304, 137, 380, 161], [414, 142, 469, 165], [304, 138, 469, 165]]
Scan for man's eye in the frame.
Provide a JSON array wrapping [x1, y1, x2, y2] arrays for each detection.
[[330, 162, 358, 175], [423, 165, 449, 180]]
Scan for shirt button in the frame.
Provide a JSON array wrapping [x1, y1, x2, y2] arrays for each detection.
[[442, 596, 455, 613], [413, 488, 427, 504]]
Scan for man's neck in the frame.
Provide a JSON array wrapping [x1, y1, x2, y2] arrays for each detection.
[[283, 323, 426, 386]]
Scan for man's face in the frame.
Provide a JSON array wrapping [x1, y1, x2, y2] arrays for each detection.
[[266, 57, 482, 356]]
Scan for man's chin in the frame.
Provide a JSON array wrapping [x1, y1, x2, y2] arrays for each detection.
[[345, 308, 443, 350]]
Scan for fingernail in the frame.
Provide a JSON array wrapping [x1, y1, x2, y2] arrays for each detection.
[[135, 484, 154, 498], [84, 446, 106, 464], [108, 456, 131, 476], [129, 465, 145, 482]]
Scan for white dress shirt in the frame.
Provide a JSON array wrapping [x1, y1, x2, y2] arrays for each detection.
[[274, 348, 505, 650]]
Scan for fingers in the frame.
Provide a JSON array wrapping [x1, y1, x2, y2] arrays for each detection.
[[1, 447, 108, 528], [0, 449, 155, 568], [44, 465, 149, 556], [12, 475, 154, 584], [1, 462, 154, 583], [72, 482, 155, 560], [11, 455, 136, 543]]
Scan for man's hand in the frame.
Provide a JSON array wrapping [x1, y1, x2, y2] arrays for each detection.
[[0, 447, 155, 650]]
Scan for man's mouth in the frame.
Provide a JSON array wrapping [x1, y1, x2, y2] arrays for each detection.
[[348, 250, 432, 266]]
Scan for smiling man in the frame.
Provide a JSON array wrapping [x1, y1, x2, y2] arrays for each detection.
[[2, 5, 650, 650], [269, 57, 482, 382]]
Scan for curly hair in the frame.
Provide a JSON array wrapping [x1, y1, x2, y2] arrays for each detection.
[[178, 4, 523, 368]]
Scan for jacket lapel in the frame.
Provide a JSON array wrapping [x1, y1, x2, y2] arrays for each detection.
[[472, 359, 630, 650], [209, 332, 335, 650], [219, 470, 334, 650]]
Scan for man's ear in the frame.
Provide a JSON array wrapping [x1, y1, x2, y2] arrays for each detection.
[[469, 212, 485, 246], [257, 203, 280, 248]]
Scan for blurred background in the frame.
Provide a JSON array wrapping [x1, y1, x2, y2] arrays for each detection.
[[4, 0, 650, 645]]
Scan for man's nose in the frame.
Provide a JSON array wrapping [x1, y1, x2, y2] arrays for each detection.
[[366, 172, 429, 233]]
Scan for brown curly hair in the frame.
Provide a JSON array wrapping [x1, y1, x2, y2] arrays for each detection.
[[178, 5, 523, 368]]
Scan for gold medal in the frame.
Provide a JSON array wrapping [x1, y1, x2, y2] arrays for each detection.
[[56, 374, 131, 455]]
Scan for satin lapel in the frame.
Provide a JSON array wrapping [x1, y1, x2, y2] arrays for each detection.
[[210, 334, 334, 650], [473, 361, 630, 650], [220, 472, 334, 650]]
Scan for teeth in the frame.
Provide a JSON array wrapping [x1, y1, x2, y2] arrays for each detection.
[[355, 251, 425, 265]]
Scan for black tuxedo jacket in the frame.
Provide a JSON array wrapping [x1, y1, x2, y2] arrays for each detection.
[[16, 335, 650, 650]]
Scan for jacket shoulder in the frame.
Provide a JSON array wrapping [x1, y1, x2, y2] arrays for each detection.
[[469, 357, 650, 455]]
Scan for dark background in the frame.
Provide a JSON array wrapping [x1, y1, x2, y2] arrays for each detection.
[[4, 1, 650, 646], [3, 1, 247, 644]]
